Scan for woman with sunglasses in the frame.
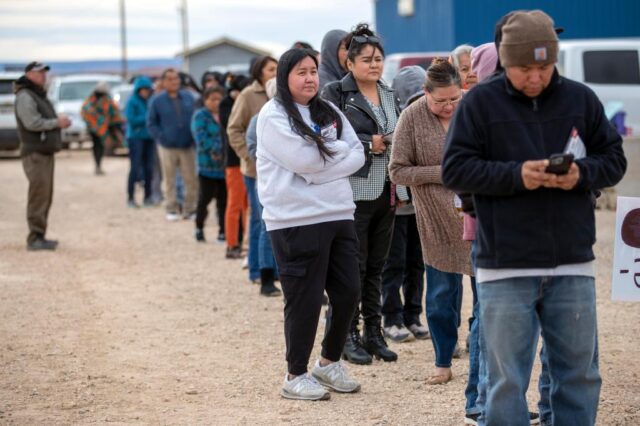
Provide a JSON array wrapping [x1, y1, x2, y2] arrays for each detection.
[[389, 58, 472, 385], [257, 48, 364, 400], [323, 23, 402, 365]]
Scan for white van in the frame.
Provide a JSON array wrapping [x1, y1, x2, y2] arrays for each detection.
[[0, 71, 22, 151], [558, 39, 640, 135], [382, 52, 450, 85], [47, 74, 123, 148]]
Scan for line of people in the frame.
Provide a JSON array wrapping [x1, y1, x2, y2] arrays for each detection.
[[14, 9, 626, 425], [254, 12, 625, 426]]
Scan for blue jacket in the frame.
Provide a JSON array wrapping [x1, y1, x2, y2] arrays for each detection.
[[442, 70, 626, 269], [191, 107, 224, 179], [125, 76, 153, 140], [146, 89, 195, 148]]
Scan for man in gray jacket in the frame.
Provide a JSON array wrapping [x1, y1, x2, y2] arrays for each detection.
[[14, 62, 71, 251]]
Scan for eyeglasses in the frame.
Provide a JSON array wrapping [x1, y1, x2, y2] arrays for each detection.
[[430, 96, 462, 107], [348, 35, 381, 52]]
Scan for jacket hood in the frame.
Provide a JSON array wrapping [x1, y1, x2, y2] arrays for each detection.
[[13, 75, 47, 97], [319, 30, 348, 84], [392, 66, 426, 110], [133, 76, 153, 94]]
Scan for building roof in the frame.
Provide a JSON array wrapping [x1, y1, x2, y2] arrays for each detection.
[[177, 36, 271, 58]]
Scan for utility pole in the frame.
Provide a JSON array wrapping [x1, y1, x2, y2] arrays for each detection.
[[119, 0, 128, 80], [179, 0, 189, 73]]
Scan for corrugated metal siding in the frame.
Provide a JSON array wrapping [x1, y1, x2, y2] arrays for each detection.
[[376, 0, 455, 53], [376, 0, 640, 54]]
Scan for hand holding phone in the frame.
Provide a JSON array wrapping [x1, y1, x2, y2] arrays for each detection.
[[545, 153, 574, 175]]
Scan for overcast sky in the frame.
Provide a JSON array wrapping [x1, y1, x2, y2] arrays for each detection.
[[0, 0, 374, 61]]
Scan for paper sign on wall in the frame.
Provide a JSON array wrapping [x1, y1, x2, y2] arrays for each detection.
[[612, 197, 640, 301]]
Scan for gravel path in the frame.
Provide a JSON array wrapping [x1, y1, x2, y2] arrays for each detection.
[[0, 150, 638, 425]]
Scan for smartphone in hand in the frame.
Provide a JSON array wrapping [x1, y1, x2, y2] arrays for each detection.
[[545, 153, 574, 175]]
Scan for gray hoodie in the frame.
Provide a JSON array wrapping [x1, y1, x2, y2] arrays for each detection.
[[392, 66, 426, 111], [319, 29, 348, 91]]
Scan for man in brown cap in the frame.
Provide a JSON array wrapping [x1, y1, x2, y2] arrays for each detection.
[[442, 10, 626, 426], [14, 62, 71, 250]]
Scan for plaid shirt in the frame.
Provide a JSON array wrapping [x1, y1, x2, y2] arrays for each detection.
[[349, 84, 402, 201]]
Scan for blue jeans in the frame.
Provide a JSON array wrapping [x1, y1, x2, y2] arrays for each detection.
[[127, 138, 155, 201], [176, 169, 184, 206], [243, 176, 260, 281], [251, 189, 278, 274], [465, 278, 481, 415], [425, 265, 462, 368], [477, 275, 601, 426]]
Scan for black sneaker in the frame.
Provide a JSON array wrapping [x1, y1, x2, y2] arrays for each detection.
[[225, 246, 243, 259], [194, 228, 205, 242], [529, 412, 541, 425], [27, 237, 57, 251], [464, 413, 480, 425], [217, 233, 225, 243], [260, 283, 281, 297], [464, 411, 539, 425]]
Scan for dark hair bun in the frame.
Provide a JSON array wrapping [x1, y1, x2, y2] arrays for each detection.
[[352, 23, 374, 37]]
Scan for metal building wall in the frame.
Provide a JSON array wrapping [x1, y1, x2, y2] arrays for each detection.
[[375, 0, 455, 53], [375, 0, 640, 54]]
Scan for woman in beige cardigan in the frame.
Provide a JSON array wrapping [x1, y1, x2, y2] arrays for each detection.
[[389, 59, 472, 385]]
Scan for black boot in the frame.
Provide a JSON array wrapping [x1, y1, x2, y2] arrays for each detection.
[[342, 323, 372, 365], [363, 324, 398, 362]]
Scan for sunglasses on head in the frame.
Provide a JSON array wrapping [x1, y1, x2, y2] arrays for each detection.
[[348, 35, 381, 52]]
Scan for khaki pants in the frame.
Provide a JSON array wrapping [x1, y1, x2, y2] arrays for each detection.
[[22, 152, 54, 243], [157, 146, 198, 215]]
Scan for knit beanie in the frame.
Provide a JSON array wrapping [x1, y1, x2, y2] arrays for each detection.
[[471, 43, 498, 82], [499, 10, 558, 67]]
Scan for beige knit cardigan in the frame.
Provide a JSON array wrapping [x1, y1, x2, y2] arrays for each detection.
[[389, 97, 472, 276]]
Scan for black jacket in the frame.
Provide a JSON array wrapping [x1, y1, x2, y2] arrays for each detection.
[[219, 95, 240, 168], [442, 70, 626, 269], [322, 73, 400, 177]]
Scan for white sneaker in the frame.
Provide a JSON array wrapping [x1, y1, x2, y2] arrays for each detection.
[[281, 373, 330, 401], [311, 360, 361, 393], [408, 322, 431, 340], [383, 324, 412, 342], [165, 212, 179, 222]]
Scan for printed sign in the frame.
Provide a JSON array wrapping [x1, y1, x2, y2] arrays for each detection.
[[612, 197, 640, 301]]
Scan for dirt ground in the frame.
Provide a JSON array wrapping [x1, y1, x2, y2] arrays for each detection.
[[0, 150, 639, 425]]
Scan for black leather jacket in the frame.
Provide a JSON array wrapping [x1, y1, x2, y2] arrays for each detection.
[[322, 73, 400, 177]]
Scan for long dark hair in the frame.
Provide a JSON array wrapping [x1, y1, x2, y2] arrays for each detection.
[[251, 55, 277, 85], [275, 48, 341, 160]]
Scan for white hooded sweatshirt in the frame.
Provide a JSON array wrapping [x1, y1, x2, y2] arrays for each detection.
[[256, 99, 365, 231]]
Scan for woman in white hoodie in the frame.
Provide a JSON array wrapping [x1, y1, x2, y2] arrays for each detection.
[[256, 48, 365, 401]]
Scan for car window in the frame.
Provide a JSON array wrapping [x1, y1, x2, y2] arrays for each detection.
[[59, 81, 101, 101], [583, 50, 640, 85], [0, 79, 15, 95]]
